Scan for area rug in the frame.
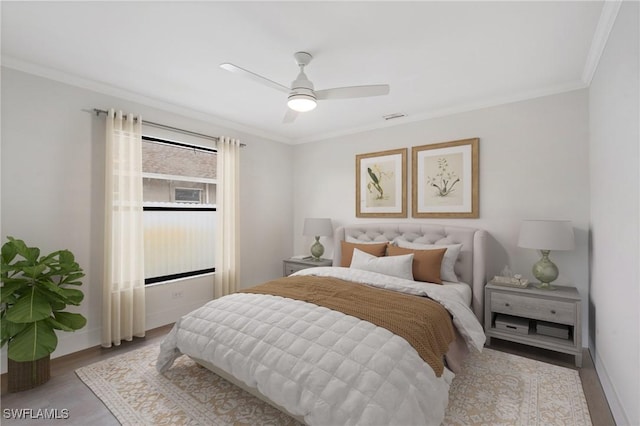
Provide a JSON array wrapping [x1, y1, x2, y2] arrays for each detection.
[[76, 345, 592, 426]]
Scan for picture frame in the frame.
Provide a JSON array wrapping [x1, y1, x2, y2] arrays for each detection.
[[412, 138, 479, 218], [356, 148, 407, 218]]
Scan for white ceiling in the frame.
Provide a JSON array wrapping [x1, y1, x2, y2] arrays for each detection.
[[1, 1, 606, 144]]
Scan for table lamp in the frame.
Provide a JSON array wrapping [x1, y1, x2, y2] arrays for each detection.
[[517, 220, 575, 290], [303, 218, 333, 261]]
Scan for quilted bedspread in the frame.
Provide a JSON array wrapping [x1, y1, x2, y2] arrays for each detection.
[[157, 267, 485, 425]]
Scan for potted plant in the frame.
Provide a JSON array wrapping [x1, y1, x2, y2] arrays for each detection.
[[1, 237, 87, 392]]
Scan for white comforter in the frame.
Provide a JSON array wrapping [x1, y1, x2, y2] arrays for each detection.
[[157, 267, 485, 426]]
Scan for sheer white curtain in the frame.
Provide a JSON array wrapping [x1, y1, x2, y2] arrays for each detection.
[[215, 136, 241, 298], [103, 109, 146, 347]]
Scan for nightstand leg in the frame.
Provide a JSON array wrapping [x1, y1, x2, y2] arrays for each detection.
[[485, 336, 491, 346], [575, 353, 582, 368]]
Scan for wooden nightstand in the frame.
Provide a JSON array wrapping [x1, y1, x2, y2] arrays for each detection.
[[484, 282, 582, 367], [283, 258, 333, 276]]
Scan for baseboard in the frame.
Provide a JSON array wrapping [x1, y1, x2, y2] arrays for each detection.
[[1, 324, 173, 395], [591, 344, 630, 426], [1, 299, 204, 375]]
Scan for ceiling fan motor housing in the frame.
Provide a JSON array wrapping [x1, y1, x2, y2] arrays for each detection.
[[288, 68, 317, 111], [290, 71, 315, 98], [289, 89, 315, 99]]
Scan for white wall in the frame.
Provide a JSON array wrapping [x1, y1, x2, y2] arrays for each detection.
[[293, 90, 591, 342], [588, 2, 639, 425], [3, 16, 636, 421], [0, 67, 294, 372]]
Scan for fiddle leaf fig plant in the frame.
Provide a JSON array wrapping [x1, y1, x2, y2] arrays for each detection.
[[1, 237, 87, 362]]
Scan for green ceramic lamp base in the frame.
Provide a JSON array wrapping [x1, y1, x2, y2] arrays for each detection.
[[535, 282, 556, 290], [310, 236, 325, 261], [533, 250, 559, 290]]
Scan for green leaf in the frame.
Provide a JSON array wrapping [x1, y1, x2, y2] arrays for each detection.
[[22, 264, 47, 278], [58, 250, 75, 265], [1, 319, 28, 345], [10, 239, 39, 264], [8, 321, 57, 362], [7, 238, 29, 259], [7, 321, 28, 338], [1, 240, 18, 264], [5, 288, 52, 323], [15, 239, 41, 264], [26, 247, 40, 263], [50, 300, 66, 311], [60, 272, 85, 285], [0, 315, 8, 344], [0, 276, 30, 286], [38, 251, 58, 264], [4, 260, 33, 274], [59, 288, 84, 305], [53, 312, 86, 331], [33, 279, 67, 298], [45, 317, 74, 332], [32, 288, 67, 312], [0, 281, 24, 303]]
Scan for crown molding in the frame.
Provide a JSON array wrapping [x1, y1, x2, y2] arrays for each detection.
[[1, 55, 592, 147], [582, 1, 623, 85], [0, 56, 292, 145], [295, 81, 588, 145]]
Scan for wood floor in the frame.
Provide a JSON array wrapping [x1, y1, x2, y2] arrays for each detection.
[[1, 325, 615, 425]]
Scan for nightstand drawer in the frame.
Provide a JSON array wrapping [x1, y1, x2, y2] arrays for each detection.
[[491, 292, 575, 325], [284, 263, 308, 275], [283, 258, 333, 276]]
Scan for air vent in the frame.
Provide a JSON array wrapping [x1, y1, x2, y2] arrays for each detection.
[[383, 113, 406, 121]]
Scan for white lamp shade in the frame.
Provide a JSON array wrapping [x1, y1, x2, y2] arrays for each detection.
[[518, 220, 575, 251], [303, 218, 333, 237]]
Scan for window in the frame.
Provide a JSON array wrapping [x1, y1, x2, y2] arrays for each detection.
[[142, 136, 217, 285], [174, 187, 203, 203]]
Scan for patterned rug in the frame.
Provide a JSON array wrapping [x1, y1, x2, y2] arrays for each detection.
[[76, 345, 591, 426]]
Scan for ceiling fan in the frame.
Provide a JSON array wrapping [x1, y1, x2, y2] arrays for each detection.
[[220, 52, 390, 123]]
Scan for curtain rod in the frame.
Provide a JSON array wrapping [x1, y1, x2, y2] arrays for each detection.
[[89, 108, 246, 147]]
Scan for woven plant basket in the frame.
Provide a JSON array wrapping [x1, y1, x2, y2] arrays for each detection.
[[8, 355, 51, 392]]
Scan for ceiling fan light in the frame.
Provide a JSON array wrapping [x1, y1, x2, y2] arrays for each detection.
[[287, 94, 317, 112]]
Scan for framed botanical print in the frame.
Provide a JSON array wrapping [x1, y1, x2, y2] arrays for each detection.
[[356, 148, 407, 218], [412, 138, 479, 218]]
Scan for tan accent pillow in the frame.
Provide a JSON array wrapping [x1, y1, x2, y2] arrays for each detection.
[[387, 245, 446, 284], [340, 241, 388, 267], [396, 240, 462, 282]]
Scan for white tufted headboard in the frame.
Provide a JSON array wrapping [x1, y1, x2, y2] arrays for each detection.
[[333, 223, 487, 322]]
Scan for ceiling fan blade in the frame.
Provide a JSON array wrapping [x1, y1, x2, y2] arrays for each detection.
[[315, 84, 390, 100], [219, 63, 290, 93], [283, 108, 299, 124]]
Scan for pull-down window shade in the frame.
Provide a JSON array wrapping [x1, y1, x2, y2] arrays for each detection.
[[141, 136, 217, 284]]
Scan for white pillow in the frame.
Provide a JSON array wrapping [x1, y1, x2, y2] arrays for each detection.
[[396, 240, 462, 282], [349, 248, 414, 281]]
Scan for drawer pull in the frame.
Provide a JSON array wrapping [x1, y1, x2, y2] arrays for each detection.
[[551, 310, 556, 314], [505, 303, 510, 307]]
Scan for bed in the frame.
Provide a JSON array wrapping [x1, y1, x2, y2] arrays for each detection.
[[157, 223, 487, 425]]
